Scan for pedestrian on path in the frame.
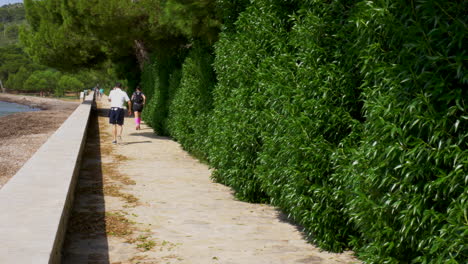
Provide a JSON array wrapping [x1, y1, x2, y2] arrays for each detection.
[[99, 87, 104, 101], [108, 82, 132, 144], [95, 83, 101, 100], [131, 86, 146, 130]]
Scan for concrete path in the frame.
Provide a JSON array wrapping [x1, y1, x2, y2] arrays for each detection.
[[62, 96, 359, 264]]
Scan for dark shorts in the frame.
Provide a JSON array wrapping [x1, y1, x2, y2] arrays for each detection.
[[109, 107, 125, 125], [133, 103, 144, 112]]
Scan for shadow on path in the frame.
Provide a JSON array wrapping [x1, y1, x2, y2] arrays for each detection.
[[120, 140, 152, 145], [127, 131, 171, 141], [62, 108, 109, 264]]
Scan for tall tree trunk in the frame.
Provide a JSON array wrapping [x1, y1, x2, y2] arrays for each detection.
[[134, 40, 149, 70], [0, 79, 5, 93]]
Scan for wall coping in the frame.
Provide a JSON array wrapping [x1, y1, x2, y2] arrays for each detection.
[[0, 92, 94, 264]]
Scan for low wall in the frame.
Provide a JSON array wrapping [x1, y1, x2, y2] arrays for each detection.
[[0, 92, 95, 264]]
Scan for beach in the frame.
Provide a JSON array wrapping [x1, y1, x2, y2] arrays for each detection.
[[0, 94, 79, 189]]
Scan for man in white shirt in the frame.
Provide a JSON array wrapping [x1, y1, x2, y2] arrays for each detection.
[[108, 82, 132, 144]]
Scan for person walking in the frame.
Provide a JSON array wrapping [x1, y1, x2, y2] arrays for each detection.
[[108, 82, 132, 144], [99, 87, 104, 101], [131, 86, 146, 130], [95, 83, 101, 99]]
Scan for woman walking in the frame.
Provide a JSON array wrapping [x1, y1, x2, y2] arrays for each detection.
[[131, 86, 146, 130]]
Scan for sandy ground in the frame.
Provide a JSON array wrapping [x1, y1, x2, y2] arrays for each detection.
[[0, 94, 79, 189], [62, 97, 360, 264]]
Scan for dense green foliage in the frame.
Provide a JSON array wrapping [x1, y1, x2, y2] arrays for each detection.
[[0, 4, 29, 85], [209, 0, 362, 248], [344, 1, 467, 262], [23, 69, 59, 94], [141, 51, 185, 135], [0, 45, 33, 82], [166, 41, 216, 159], [19, 0, 221, 93], [57, 74, 84, 96], [21, 0, 467, 262], [22, 0, 107, 70], [0, 3, 25, 22], [140, 0, 467, 262], [0, 3, 114, 96], [20, 0, 213, 72], [0, 3, 25, 45]]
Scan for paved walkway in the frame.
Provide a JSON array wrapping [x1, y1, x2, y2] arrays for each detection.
[[62, 96, 359, 264]]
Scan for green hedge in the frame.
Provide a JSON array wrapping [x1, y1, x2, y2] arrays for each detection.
[[140, 0, 467, 262], [209, 0, 363, 249], [344, 1, 467, 262], [141, 53, 183, 135], [166, 41, 216, 159]]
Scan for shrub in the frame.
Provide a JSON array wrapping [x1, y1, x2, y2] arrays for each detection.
[[344, 1, 467, 262], [141, 0, 467, 262], [209, 2, 363, 231], [141, 53, 184, 135], [57, 74, 84, 96], [167, 41, 216, 159]]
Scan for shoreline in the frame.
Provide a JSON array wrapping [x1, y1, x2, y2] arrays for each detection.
[[0, 96, 45, 110], [0, 93, 80, 189], [0, 93, 77, 110], [0, 98, 41, 117]]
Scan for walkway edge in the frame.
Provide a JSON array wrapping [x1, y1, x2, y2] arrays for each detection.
[[0, 93, 94, 264]]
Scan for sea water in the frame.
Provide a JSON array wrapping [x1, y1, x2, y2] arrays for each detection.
[[0, 101, 39, 117]]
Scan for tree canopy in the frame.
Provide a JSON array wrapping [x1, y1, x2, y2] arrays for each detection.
[[21, 0, 220, 73], [0, 3, 26, 45], [0, 3, 25, 23]]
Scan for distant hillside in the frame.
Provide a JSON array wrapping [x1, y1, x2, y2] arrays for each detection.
[[0, 3, 25, 46]]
